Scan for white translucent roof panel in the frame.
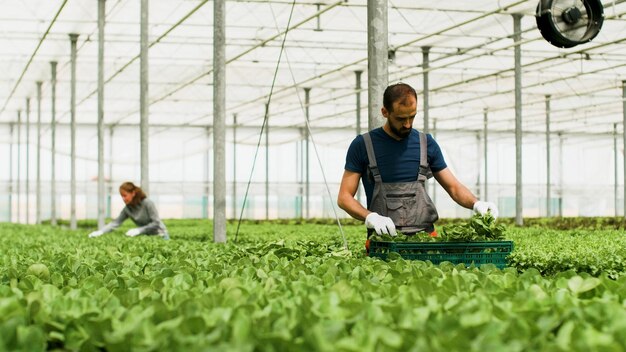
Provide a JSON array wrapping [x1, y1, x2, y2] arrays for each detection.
[[1, 0, 626, 141]]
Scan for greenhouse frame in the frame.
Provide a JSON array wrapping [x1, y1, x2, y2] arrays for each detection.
[[2, 0, 626, 232], [4, 1, 626, 351]]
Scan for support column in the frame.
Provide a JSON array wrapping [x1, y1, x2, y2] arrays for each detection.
[[213, 0, 226, 242], [8, 124, 13, 222], [431, 119, 437, 205], [367, 0, 387, 129], [140, 0, 149, 194], [558, 133, 563, 217], [107, 126, 114, 219], [355, 70, 362, 204], [50, 61, 57, 225], [17, 110, 21, 223], [264, 103, 269, 220], [513, 14, 523, 226], [623, 81, 626, 220], [297, 128, 304, 218], [483, 109, 488, 201], [422, 46, 430, 134], [69, 33, 79, 230], [97, 0, 106, 228], [232, 114, 237, 219], [614, 123, 618, 217], [545, 95, 551, 217], [304, 88, 311, 219], [475, 132, 481, 199], [36, 81, 42, 224], [203, 127, 210, 219], [25, 98, 30, 224]]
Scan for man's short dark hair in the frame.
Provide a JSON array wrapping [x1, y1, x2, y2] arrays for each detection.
[[383, 83, 417, 113]]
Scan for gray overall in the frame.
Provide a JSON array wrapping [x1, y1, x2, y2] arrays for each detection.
[[363, 131, 439, 236]]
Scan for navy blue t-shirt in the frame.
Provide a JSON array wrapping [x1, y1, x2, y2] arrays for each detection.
[[344, 127, 447, 208]]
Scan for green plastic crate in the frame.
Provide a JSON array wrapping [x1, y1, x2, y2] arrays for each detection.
[[368, 240, 514, 269]]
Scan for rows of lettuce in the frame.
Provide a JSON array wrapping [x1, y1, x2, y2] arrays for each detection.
[[0, 220, 625, 351]]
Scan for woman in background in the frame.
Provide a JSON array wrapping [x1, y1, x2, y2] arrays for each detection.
[[88, 182, 170, 240]]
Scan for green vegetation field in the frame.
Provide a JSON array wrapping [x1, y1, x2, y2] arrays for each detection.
[[2, 218, 626, 351]]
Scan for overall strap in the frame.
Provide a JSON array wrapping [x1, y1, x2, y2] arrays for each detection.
[[418, 132, 432, 181], [362, 132, 382, 183]]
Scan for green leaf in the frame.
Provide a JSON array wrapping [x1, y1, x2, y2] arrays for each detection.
[[567, 276, 601, 295]]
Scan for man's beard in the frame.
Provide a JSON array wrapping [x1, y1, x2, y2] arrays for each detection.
[[389, 124, 411, 139]]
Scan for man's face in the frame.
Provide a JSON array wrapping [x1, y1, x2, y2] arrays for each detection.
[[382, 95, 416, 140]]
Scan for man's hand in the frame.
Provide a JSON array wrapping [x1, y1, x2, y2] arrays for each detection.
[[365, 212, 397, 236], [88, 230, 104, 238], [125, 228, 141, 237], [473, 201, 499, 219]]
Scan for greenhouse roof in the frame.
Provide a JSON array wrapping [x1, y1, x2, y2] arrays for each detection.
[[1, 0, 626, 143]]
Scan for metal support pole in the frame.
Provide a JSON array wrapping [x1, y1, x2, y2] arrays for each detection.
[[232, 114, 237, 219], [140, 0, 149, 194], [203, 127, 210, 219], [355, 70, 363, 204], [623, 81, 626, 220], [483, 108, 488, 201], [25, 98, 30, 224], [513, 14, 523, 226], [36, 81, 42, 224], [213, 0, 226, 241], [475, 132, 481, 199], [69, 33, 78, 230], [558, 133, 563, 217], [17, 110, 21, 223], [614, 123, 618, 217], [315, 3, 322, 31], [264, 103, 270, 220], [107, 127, 113, 219], [50, 61, 57, 225], [8, 124, 13, 222], [367, 0, 387, 129], [422, 46, 430, 134], [304, 88, 311, 219], [431, 119, 437, 205], [97, 0, 106, 229], [545, 95, 551, 217], [297, 128, 303, 218]]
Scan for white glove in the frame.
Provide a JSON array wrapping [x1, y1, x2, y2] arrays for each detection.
[[365, 212, 397, 236], [473, 201, 499, 219], [88, 230, 104, 238], [125, 228, 141, 237]]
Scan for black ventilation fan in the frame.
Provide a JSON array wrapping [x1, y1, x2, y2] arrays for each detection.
[[536, 0, 604, 48]]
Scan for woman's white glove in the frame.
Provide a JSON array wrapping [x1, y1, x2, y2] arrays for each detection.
[[365, 212, 397, 236], [88, 230, 104, 238], [125, 228, 141, 237], [473, 201, 499, 219]]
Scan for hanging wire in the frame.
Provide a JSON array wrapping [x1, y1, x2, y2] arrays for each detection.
[[234, 0, 297, 242], [280, 52, 349, 250]]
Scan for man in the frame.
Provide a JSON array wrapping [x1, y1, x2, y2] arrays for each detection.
[[337, 83, 497, 238]]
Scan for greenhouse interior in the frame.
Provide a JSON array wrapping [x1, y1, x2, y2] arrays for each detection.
[[2, 0, 626, 351]]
